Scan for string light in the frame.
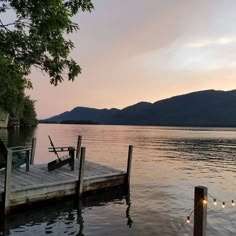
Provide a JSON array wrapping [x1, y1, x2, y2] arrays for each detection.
[[222, 202, 225, 208], [209, 192, 236, 209], [203, 199, 207, 204], [186, 216, 190, 224], [177, 192, 236, 234], [213, 199, 217, 206]]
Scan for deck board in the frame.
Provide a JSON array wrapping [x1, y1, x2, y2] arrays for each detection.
[[0, 159, 126, 208]]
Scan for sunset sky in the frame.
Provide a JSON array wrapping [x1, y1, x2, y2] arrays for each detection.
[[28, 0, 236, 118]]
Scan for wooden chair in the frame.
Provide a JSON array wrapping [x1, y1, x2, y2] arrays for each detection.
[[47, 136, 75, 171]]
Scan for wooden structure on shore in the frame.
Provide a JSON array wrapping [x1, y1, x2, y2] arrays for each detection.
[[0, 136, 133, 216]]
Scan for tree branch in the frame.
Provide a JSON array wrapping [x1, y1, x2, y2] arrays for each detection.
[[0, 19, 11, 32]]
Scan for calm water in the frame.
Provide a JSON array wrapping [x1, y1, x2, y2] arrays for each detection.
[[1, 124, 236, 235]]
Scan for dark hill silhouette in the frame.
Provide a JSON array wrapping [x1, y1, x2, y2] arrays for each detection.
[[44, 90, 236, 127], [45, 107, 119, 123]]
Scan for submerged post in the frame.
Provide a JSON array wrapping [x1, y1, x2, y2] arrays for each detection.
[[30, 137, 37, 164], [126, 145, 133, 186], [78, 147, 85, 197], [76, 136, 82, 159], [4, 149, 13, 215], [194, 186, 208, 236]]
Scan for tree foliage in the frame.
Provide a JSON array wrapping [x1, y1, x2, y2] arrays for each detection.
[[0, 66, 25, 116], [20, 96, 37, 127], [0, 0, 94, 85], [0, 72, 37, 126], [0, 0, 94, 126]]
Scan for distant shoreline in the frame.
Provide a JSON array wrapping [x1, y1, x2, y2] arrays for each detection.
[[38, 120, 236, 128], [38, 120, 99, 125]]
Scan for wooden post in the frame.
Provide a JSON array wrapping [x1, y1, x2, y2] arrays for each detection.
[[126, 145, 133, 186], [69, 147, 75, 171], [78, 147, 85, 197], [4, 149, 12, 215], [30, 138, 37, 164], [76, 136, 82, 159], [25, 150, 30, 172], [194, 186, 208, 236]]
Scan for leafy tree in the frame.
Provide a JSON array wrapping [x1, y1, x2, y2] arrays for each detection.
[[0, 72, 37, 126], [0, 66, 25, 116], [20, 96, 37, 127], [0, 0, 94, 85], [0, 0, 94, 126]]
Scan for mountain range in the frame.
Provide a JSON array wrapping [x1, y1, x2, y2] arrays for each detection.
[[43, 90, 236, 127]]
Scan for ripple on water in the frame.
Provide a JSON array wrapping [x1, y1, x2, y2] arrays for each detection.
[[1, 125, 236, 235]]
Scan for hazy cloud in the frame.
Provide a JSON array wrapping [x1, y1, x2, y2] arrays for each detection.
[[27, 0, 236, 118], [188, 37, 236, 48]]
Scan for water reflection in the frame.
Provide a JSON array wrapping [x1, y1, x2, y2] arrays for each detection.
[[0, 129, 8, 144], [0, 127, 36, 147], [156, 137, 236, 166], [77, 208, 84, 236], [125, 188, 133, 228], [1, 125, 236, 235], [0, 188, 132, 236]]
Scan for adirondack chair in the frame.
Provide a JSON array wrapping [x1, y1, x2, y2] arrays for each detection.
[[47, 136, 75, 171], [0, 139, 30, 170]]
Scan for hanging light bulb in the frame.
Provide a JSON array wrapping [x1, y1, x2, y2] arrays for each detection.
[[186, 216, 190, 224], [222, 202, 225, 208], [214, 199, 217, 206], [232, 200, 235, 206], [203, 199, 207, 204]]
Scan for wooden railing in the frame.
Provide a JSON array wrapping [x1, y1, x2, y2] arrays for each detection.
[[3, 138, 37, 215]]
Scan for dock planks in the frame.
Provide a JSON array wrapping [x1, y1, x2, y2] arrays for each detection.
[[0, 159, 126, 208]]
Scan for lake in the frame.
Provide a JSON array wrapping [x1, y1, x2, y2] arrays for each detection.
[[1, 124, 236, 235]]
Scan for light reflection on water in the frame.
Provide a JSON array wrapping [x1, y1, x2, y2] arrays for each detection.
[[1, 124, 236, 235], [0, 189, 132, 236]]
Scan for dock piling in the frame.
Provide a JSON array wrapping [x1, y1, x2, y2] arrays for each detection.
[[78, 147, 85, 197], [4, 149, 13, 216], [68, 147, 75, 171], [126, 145, 133, 186], [194, 186, 208, 236], [30, 138, 37, 164], [26, 150, 30, 172], [76, 136, 82, 159]]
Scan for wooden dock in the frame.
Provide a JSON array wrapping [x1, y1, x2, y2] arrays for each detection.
[[0, 136, 133, 215], [0, 159, 127, 208]]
